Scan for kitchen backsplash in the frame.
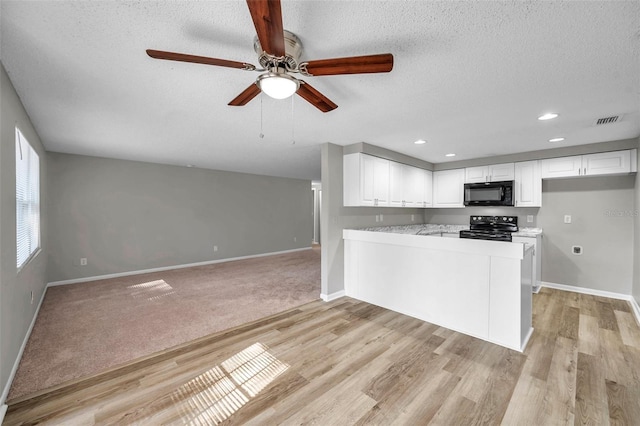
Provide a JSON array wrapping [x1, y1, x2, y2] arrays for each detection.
[[424, 206, 539, 227]]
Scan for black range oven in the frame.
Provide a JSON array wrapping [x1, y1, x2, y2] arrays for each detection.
[[459, 216, 518, 242]]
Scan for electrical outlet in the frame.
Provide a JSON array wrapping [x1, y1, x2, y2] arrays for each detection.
[[527, 215, 534, 223], [564, 215, 572, 224], [375, 215, 380, 222], [214, 246, 218, 252], [294, 237, 297, 242], [411, 214, 415, 222], [80, 257, 87, 266], [380, 214, 384, 222]]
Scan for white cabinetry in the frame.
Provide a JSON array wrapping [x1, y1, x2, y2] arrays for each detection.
[[465, 163, 514, 183], [423, 169, 433, 207], [514, 161, 542, 207], [541, 150, 636, 179], [344, 153, 431, 208], [433, 169, 465, 208], [344, 153, 390, 207], [583, 150, 633, 176], [513, 234, 542, 292], [390, 163, 425, 207]]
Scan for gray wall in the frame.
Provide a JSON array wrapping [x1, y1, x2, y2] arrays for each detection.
[[538, 175, 635, 294], [0, 64, 48, 403], [47, 153, 313, 282], [321, 143, 425, 297], [634, 145, 640, 306]]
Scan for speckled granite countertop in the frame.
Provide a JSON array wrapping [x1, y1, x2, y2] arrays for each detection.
[[352, 224, 543, 238], [354, 224, 469, 235], [512, 227, 543, 237]]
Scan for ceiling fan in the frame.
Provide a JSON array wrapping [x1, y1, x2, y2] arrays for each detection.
[[146, 0, 394, 113]]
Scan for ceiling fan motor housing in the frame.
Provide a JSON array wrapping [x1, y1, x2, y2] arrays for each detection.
[[254, 30, 303, 72]]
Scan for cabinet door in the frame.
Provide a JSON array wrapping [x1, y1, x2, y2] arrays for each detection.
[[489, 163, 515, 181], [423, 170, 433, 207], [404, 165, 425, 207], [433, 169, 465, 208], [359, 154, 377, 206], [388, 161, 404, 207], [372, 156, 390, 206], [514, 161, 541, 207], [465, 166, 489, 183], [583, 150, 631, 176], [540, 156, 582, 178]]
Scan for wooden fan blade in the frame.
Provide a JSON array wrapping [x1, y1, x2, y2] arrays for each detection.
[[301, 53, 394, 76], [246, 0, 285, 57], [146, 49, 254, 70], [228, 83, 261, 106], [296, 81, 338, 113]]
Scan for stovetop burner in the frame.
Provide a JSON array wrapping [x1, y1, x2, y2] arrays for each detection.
[[459, 216, 518, 242]]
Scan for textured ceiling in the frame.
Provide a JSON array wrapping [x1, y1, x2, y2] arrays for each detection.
[[1, 1, 639, 180]]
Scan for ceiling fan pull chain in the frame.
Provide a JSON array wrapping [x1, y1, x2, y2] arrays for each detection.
[[259, 93, 264, 139], [291, 95, 295, 145]]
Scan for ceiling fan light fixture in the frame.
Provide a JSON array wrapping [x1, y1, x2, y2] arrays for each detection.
[[256, 72, 300, 100]]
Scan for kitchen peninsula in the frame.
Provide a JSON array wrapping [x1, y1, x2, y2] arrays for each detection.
[[343, 225, 534, 351]]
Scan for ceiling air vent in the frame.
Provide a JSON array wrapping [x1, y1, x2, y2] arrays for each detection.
[[593, 115, 622, 126]]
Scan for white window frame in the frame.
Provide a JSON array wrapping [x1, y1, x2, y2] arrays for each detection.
[[16, 127, 40, 269]]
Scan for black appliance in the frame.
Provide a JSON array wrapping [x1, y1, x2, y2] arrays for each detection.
[[459, 215, 518, 242], [464, 180, 514, 206]]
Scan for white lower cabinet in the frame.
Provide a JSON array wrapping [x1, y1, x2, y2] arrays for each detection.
[[433, 169, 465, 208]]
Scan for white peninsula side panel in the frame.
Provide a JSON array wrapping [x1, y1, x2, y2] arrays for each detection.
[[343, 230, 533, 351]]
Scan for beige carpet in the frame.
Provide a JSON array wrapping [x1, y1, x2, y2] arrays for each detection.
[[8, 247, 320, 400]]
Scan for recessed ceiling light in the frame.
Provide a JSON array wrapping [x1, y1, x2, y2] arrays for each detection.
[[445, 153, 456, 157], [186, 164, 194, 168], [549, 137, 565, 143], [538, 113, 559, 121], [414, 139, 427, 145]]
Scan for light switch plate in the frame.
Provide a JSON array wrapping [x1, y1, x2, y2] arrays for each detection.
[[564, 215, 572, 224]]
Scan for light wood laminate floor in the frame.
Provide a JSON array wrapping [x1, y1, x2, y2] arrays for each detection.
[[4, 288, 640, 425]]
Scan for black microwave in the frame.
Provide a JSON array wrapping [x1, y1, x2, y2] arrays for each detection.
[[464, 181, 514, 206]]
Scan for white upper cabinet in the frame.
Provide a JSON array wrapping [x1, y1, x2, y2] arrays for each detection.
[[433, 169, 465, 208], [514, 160, 542, 207], [423, 169, 433, 207], [540, 155, 582, 178], [390, 162, 428, 207], [583, 150, 633, 176], [465, 163, 514, 183], [344, 153, 390, 207], [541, 149, 637, 179], [389, 161, 405, 207], [344, 153, 430, 208]]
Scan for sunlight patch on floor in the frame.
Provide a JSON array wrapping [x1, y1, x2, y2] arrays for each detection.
[[127, 279, 175, 301], [172, 342, 289, 425]]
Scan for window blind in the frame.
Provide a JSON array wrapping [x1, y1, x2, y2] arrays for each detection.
[[16, 127, 40, 268]]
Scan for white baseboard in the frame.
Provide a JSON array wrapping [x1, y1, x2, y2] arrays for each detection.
[[630, 297, 640, 327], [542, 281, 640, 325], [48, 247, 312, 287], [321, 290, 346, 302], [1, 285, 48, 410]]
